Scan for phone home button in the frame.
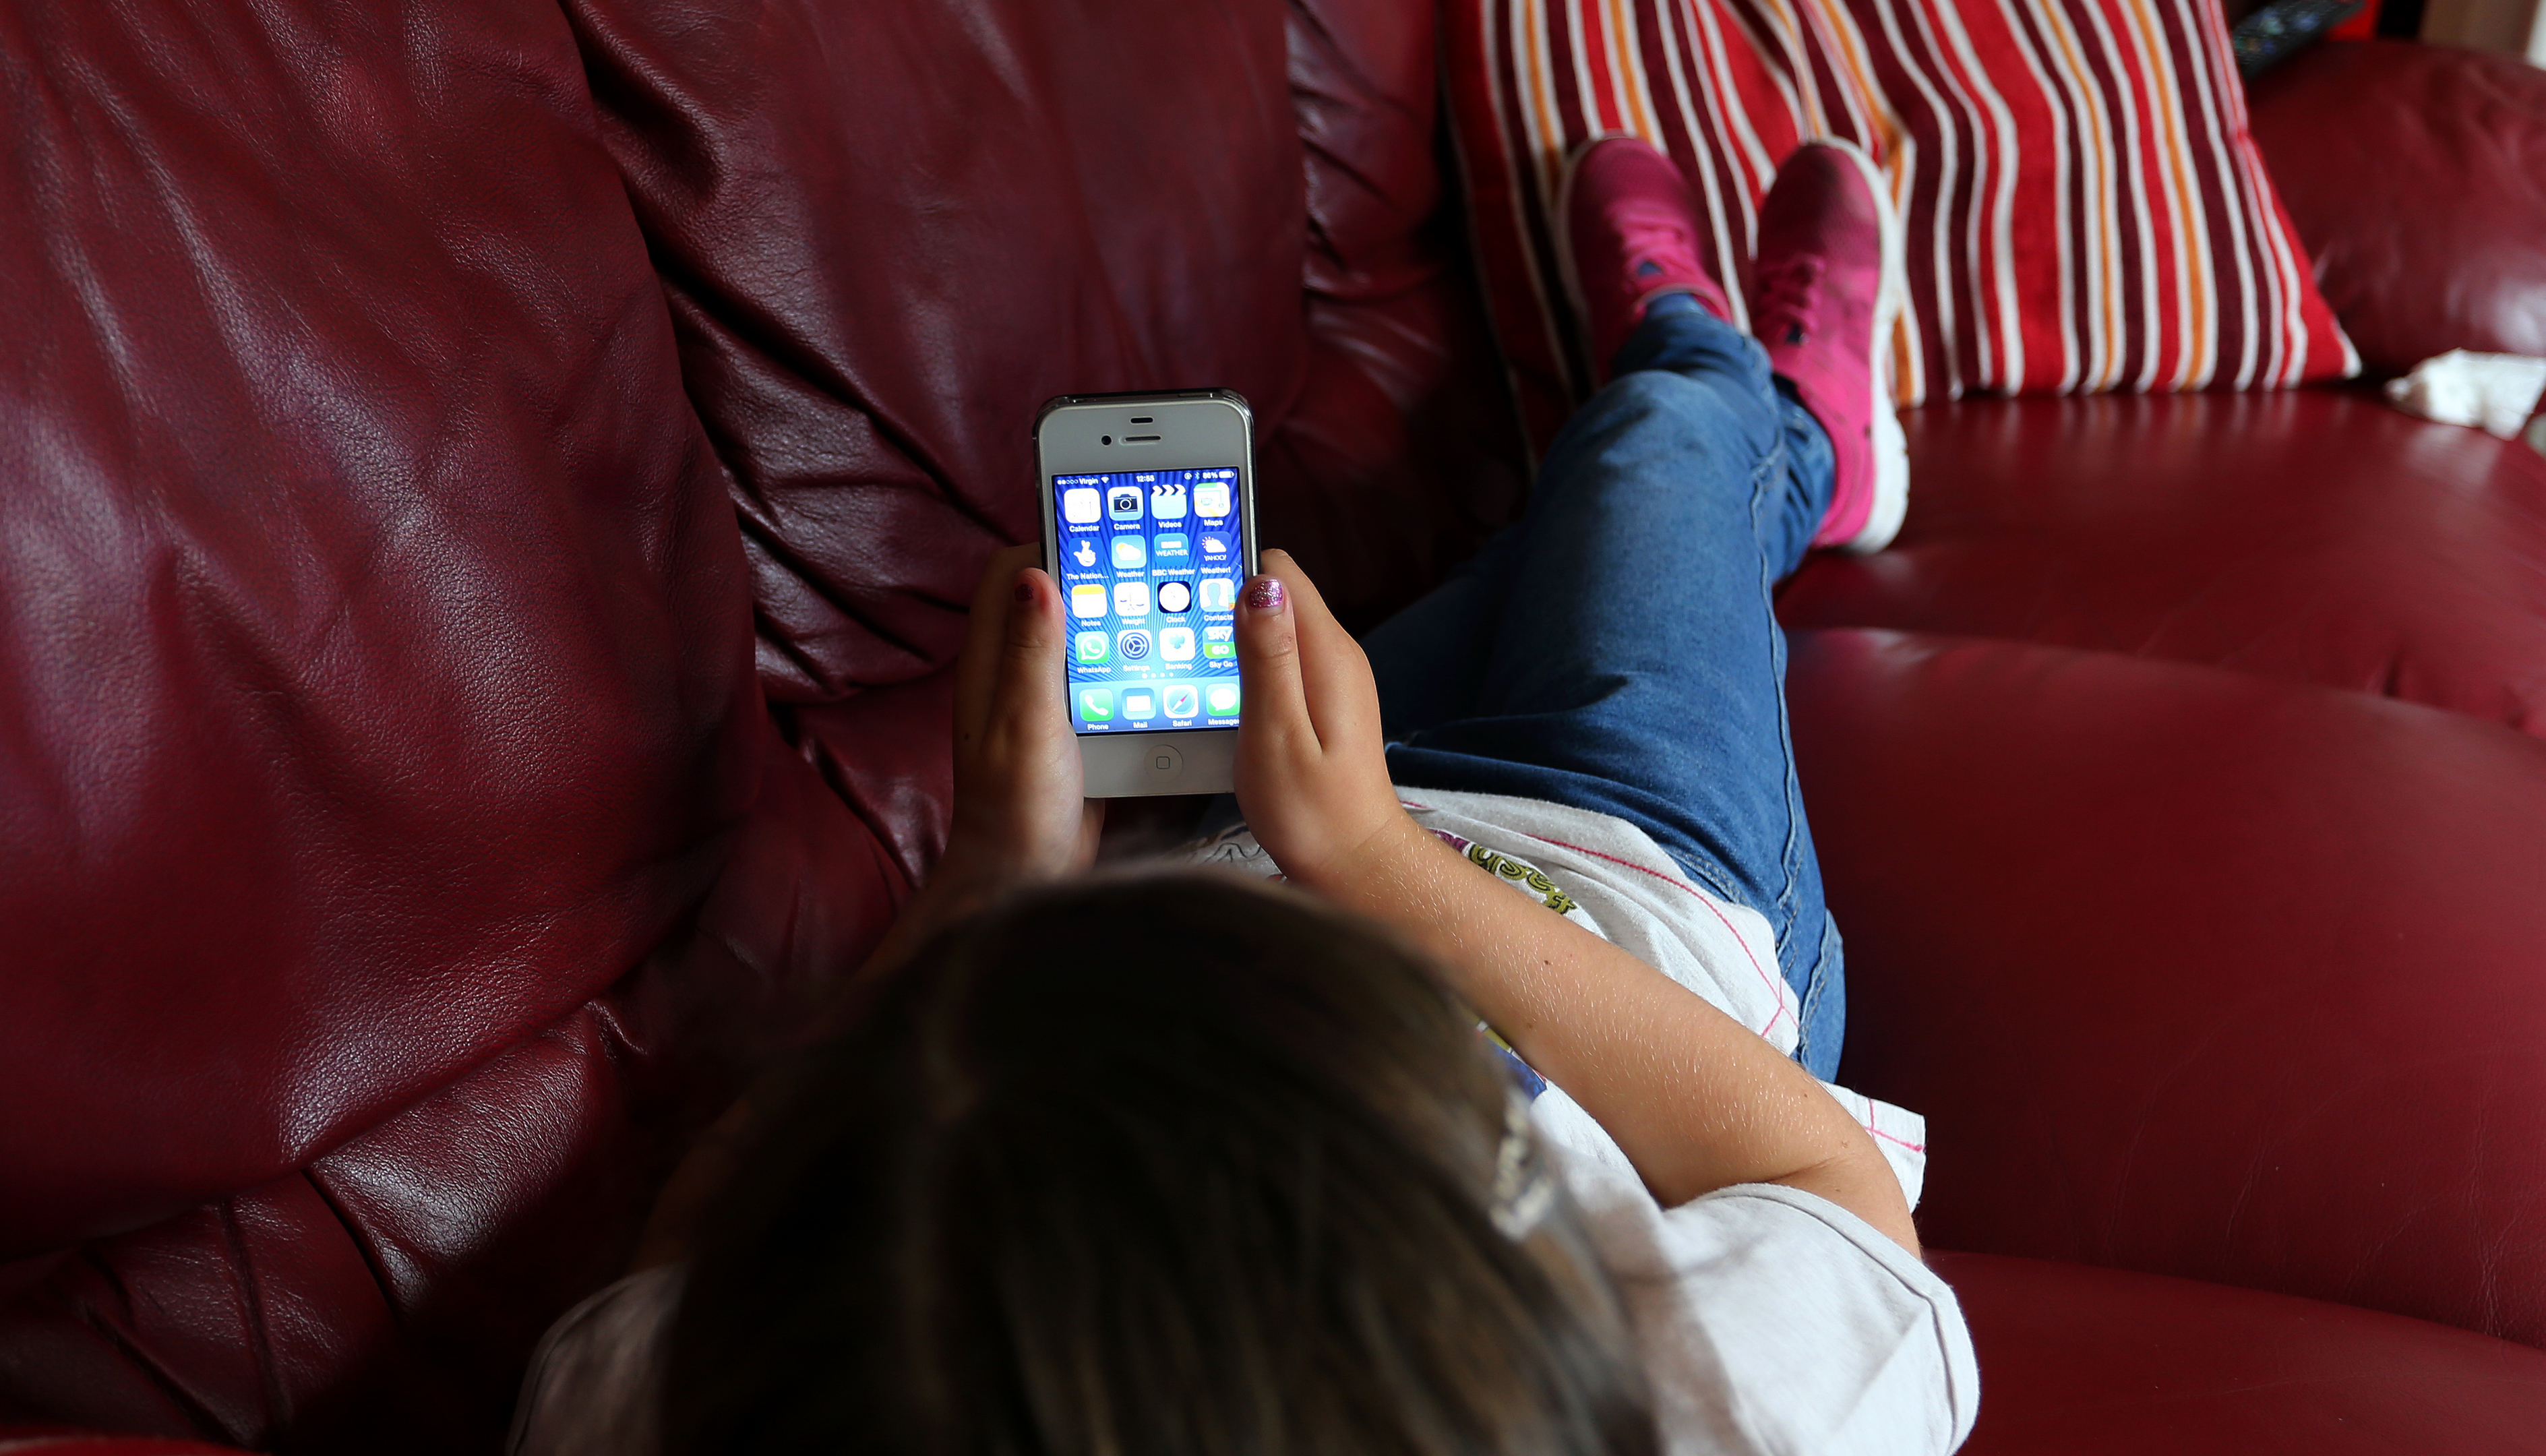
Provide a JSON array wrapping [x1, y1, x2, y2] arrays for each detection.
[[1145, 744, 1184, 782]]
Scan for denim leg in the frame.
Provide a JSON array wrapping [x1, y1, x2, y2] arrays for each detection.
[[1368, 295, 1849, 1076]]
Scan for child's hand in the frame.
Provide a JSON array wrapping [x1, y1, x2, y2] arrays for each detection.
[[941, 544, 1104, 896], [1232, 550, 1421, 888]]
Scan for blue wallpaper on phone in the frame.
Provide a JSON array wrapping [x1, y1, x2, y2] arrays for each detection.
[[1053, 466, 1244, 734]]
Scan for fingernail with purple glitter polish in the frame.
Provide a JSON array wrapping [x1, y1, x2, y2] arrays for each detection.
[[1244, 577, 1285, 613]]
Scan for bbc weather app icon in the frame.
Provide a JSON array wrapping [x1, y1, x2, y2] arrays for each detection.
[[1151, 481, 1188, 520], [1155, 581, 1192, 613], [1074, 631, 1111, 665], [1163, 684, 1201, 718], [1062, 487, 1100, 524], [1078, 688, 1115, 721], [1159, 626, 1194, 661], [1113, 581, 1151, 616], [1111, 536, 1147, 570], [1194, 481, 1232, 518], [1108, 485, 1143, 522], [1205, 681, 1241, 717], [1116, 628, 1152, 662], [1197, 577, 1236, 611], [1070, 584, 1108, 619], [1122, 688, 1158, 720], [1153, 532, 1190, 559]]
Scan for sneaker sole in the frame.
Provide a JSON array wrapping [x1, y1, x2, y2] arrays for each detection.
[[1825, 139, 1910, 555]]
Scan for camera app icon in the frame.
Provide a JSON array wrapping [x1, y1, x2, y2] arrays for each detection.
[[1108, 487, 1143, 522]]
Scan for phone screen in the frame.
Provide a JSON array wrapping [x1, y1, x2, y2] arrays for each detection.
[[1051, 465, 1246, 734]]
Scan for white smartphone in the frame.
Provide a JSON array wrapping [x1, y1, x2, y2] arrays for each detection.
[[1034, 390, 1258, 797]]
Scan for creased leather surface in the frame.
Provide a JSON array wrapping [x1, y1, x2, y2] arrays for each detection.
[[1792, 630, 2546, 1347], [1933, 1252, 2546, 1455], [2249, 41, 2546, 373], [0, 0, 759, 1256], [1778, 391, 2546, 735]]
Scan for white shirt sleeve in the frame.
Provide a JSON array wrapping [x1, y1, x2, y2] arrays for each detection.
[[1533, 1089, 1979, 1456]]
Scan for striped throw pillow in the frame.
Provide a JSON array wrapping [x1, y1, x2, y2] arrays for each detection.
[[1446, 0, 2359, 450]]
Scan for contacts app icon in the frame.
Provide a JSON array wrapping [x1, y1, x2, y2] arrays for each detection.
[[1196, 577, 1235, 611]]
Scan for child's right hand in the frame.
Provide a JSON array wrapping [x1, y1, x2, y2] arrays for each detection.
[[1230, 550, 1425, 890]]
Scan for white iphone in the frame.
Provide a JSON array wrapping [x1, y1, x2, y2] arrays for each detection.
[[1034, 390, 1258, 797]]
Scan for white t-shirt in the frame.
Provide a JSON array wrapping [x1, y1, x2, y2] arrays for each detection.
[[1183, 787, 1978, 1454], [510, 789, 1978, 1455]]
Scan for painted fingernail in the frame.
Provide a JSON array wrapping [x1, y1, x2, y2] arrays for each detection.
[[1244, 577, 1285, 613], [1014, 576, 1036, 605]]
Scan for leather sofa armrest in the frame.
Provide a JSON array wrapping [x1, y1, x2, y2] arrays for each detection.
[[2249, 40, 2546, 373]]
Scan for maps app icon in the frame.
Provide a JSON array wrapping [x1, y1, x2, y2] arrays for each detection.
[[1151, 481, 1188, 520]]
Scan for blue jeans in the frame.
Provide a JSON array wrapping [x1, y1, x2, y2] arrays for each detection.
[[1366, 295, 1848, 1078]]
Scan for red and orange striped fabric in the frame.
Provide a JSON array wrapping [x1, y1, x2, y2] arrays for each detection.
[[1447, 0, 2359, 453]]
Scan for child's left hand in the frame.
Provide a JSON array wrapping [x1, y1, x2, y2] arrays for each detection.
[[938, 543, 1105, 897]]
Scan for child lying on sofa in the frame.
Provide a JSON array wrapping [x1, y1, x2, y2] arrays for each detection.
[[508, 137, 1977, 1456]]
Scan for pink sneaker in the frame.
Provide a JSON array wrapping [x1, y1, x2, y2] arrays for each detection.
[[1749, 140, 1909, 553], [1560, 137, 1732, 383]]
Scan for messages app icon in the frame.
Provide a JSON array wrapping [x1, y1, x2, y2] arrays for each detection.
[[1205, 681, 1241, 717]]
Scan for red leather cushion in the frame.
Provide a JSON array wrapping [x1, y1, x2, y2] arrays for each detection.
[[0, 0, 763, 1258], [1933, 1252, 2546, 1454], [1790, 628, 2546, 1345], [1779, 390, 2546, 735], [2249, 40, 2546, 373]]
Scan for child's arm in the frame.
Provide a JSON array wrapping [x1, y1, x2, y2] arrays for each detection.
[[1232, 552, 1918, 1254]]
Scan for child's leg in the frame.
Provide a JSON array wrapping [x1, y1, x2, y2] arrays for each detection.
[[1372, 294, 1846, 1074]]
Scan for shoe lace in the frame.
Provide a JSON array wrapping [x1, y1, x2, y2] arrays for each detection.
[[1751, 253, 1827, 339]]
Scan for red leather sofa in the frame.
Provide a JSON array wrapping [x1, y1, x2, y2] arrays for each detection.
[[3, 0, 2543, 1449]]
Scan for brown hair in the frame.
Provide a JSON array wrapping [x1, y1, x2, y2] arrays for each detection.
[[663, 872, 1657, 1456]]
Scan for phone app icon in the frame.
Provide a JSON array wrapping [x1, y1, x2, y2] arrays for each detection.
[[1199, 534, 1228, 559], [1203, 624, 1235, 659], [1070, 584, 1108, 619], [1116, 628, 1152, 662], [1071, 539, 1097, 568], [1111, 536, 1147, 570], [1194, 481, 1232, 518], [1155, 580, 1192, 613], [1062, 487, 1100, 524], [1108, 486, 1144, 522], [1151, 481, 1188, 520], [1163, 684, 1201, 718], [1078, 688, 1115, 721], [1197, 577, 1236, 611], [1112, 581, 1151, 616], [1159, 626, 1194, 661], [1122, 688, 1158, 720], [1205, 681, 1242, 717], [1074, 631, 1111, 665], [1153, 532, 1189, 559]]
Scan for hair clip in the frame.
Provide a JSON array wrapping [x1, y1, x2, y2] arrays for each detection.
[[1490, 1090, 1557, 1240]]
